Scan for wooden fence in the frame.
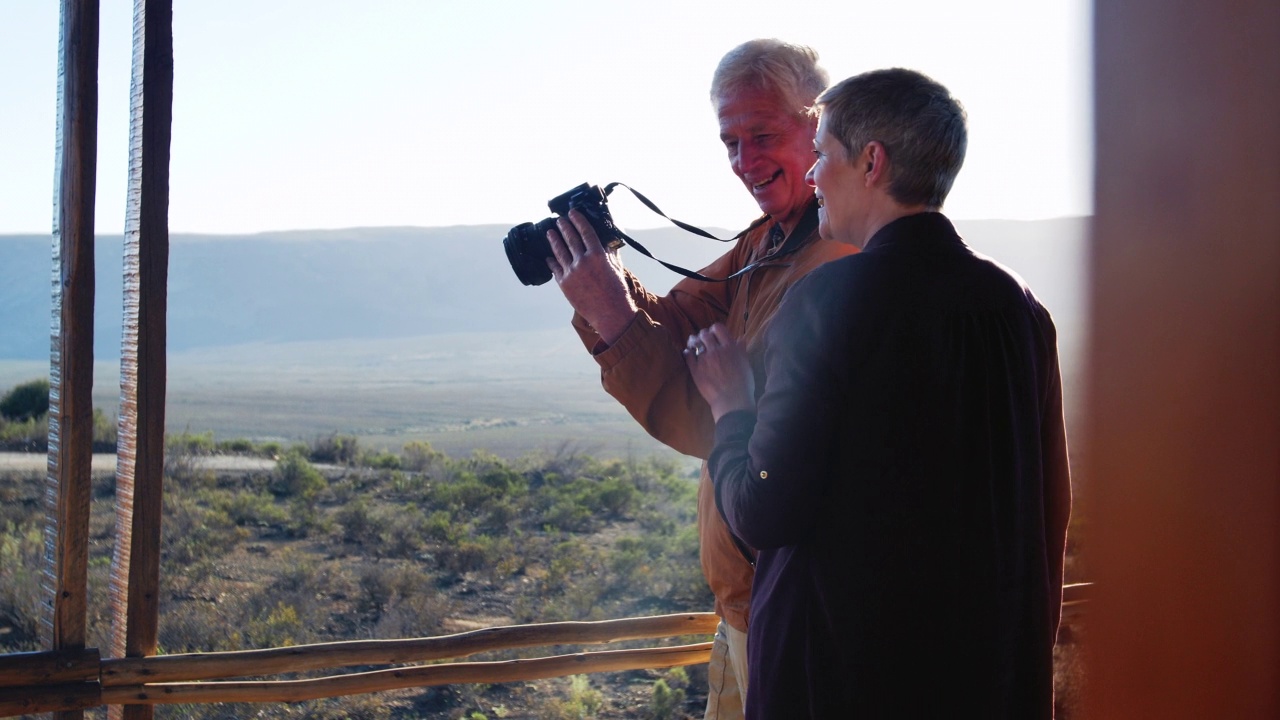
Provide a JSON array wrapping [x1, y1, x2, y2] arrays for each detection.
[[0, 585, 1090, 716]]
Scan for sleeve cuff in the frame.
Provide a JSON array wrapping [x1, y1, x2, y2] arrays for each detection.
[[711, 409, 757, 529], [592, 310, 655, 366]]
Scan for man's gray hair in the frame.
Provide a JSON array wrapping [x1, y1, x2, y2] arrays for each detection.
[[711, 39, 829, 117], [815, 68, 968, 209]]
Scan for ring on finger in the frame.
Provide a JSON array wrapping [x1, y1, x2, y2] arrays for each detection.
[[694, 344, 706, 357]]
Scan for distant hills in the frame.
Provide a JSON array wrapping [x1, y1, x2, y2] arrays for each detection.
[[0, 218, 1087, 362]]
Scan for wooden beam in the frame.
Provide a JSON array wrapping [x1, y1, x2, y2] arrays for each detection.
[[44, 3, 99, 719], [107, 1, 172, 719], [100, 643, 713, 707], [0, 683, 101, 718], [0, 648, 100, 688], [99, 612, 719, 686]]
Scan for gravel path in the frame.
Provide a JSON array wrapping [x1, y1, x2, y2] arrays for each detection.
[[0, 453, 278, 472]]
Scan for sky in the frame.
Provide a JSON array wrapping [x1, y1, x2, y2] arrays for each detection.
[[0, 0, 1091, 235]]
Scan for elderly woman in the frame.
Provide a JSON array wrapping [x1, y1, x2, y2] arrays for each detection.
[[685, 69, 1071, 719]]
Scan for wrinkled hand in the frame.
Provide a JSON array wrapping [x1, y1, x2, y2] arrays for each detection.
[[546, 209, 637, 345], [683, 323, 755, 421]]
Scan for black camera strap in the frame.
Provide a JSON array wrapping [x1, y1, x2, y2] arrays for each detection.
[[603, 182, 815, 283]]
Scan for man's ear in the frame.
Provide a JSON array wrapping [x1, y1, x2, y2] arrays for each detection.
[[862, 141, 889, 187]]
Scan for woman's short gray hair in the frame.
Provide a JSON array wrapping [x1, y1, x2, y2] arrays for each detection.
[[711, 39, 829, 117], [815, 68, 968, 209]]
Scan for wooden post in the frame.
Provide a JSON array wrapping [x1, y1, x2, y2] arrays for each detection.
[[1087, 0, 1280, 716], [44, 2, 99, 719], [107, 1, 173, 719]]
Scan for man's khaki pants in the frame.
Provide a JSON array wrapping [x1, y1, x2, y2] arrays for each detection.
[[704, 620, 749, 719]]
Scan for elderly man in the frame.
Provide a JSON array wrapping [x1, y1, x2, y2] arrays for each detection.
[[545, 40, 854, 718], [686, 69, 1072, 717]]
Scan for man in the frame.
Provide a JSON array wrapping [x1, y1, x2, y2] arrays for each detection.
[[686, 69, 1072, 717], [544, 40, 854, 718]]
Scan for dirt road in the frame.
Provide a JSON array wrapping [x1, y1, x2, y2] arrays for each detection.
[[0, 453, 278, 473]]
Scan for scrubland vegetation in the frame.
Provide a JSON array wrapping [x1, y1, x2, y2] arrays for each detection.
[[1, 426, 711, 719]]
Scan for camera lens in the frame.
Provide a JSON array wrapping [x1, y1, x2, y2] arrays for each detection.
[[502, 219, 556, 286]]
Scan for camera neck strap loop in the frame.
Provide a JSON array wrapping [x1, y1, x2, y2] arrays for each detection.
[[603, 182, 818, 283]]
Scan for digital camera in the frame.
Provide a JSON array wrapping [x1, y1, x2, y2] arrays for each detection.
[[503, 183, 622, 286]]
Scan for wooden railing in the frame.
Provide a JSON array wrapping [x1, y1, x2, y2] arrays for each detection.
[[0, 612, 718, 716], [0, 583, 1090, 717]]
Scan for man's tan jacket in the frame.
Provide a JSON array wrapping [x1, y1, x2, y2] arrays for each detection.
[[571, 202, 855, 631]]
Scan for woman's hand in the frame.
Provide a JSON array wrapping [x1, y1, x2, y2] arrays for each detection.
[[684, 322, 755, 421]]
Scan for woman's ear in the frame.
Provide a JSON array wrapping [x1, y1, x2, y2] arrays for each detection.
[[863, 141, 889, 186]]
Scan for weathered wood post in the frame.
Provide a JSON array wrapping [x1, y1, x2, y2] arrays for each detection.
[[44, 2, 99, 718], [107, 1, 173, 719]]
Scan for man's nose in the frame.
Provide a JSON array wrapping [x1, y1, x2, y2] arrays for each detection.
[[734, 140, 761, 174]]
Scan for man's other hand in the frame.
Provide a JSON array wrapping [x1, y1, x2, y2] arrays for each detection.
[[546, 209, 638, 345]]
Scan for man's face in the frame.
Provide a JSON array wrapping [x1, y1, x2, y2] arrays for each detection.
[[716, 88, 817, 228], [806, 113, 866, 246]]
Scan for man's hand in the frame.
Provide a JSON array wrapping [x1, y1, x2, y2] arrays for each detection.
[[546, 209, 638, 345], [684, 323, 755, 421]]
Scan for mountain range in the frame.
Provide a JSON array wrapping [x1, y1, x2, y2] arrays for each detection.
[[0, 218, 1088, 362]]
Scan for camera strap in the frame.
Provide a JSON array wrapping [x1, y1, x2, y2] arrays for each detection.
[[603, 182, 815, 283]]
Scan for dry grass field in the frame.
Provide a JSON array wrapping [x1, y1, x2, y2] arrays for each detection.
[[0, 330, 692, 466]]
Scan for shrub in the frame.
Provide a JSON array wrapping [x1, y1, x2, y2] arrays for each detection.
[[0, 379, 49, 421], [220, 491, 288, 528], [216, 437, 257, 454], [163, 494, 246, 565], [92, 408, 117, 451], [539, 675, 604, 720], [360, 450, 402, 470], [310, 434, 360, 464], [242, 602, 304, 649], [402, 440, 443, 472], [168, 430, 216, 456], [0, 523, 44, 651], [649, 677, 687, 720], [334, 497, 389, 546], [272, 451, 327, 500], [0, 415, 47, 451]]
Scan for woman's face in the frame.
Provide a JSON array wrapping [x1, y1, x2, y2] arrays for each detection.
[[806, 114, 865, 246]]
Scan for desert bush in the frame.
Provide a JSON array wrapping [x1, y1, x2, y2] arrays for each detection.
[[649, 677, 687, 720], [168, 430, 216, 456], [92, 408, 117, 451], [215, 437, 257, 454], [430, 472, 502, 514], [538, 675, 605, 720], [0, 378, 49, 421], [0, 414, 47, 450], [335, 497, 390, 547], [383, 504, 428, 559], [356, 563, 434, 627], [360, 450, 402, 470], [402, 440, 443, 472], [219, 490, 289, 528], [160, 598, 238, 654], [0, 522, 45, 651], [310, 433, 360, 464], [163, 486, 247, 566], [421, 508, 458, 544], [437, 534, 505, 575], [242, 602, 305, 649], [371, 584, 453, 639], [272, 451, 327, 500]]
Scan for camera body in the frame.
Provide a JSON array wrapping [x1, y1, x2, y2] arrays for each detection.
[[503, 183, 623, 286]]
